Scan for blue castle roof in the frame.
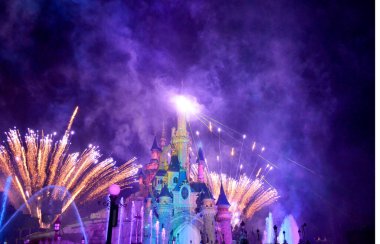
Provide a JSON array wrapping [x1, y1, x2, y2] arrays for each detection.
[[155, 169, 167, 177], [151, 136, 162, 152], [216, 183, 230, 206], [197, 147, 205, 162], [168, 155, 180, 171], [201, 187, 214, 200], [159, 184, 172, 198], [173, 170, 188, 191], [190, 182, 210, 194]]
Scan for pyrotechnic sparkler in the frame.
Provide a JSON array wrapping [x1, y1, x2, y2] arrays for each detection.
[[190, 163, 279, 225], [207, 172, 279, 225], [0, 108, 138, 228]]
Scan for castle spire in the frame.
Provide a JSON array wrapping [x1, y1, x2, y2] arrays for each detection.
[[151, 136, 162, 152], [216, 182, 232, 244], [172, 99, 190, 170], [216, 183, 230, 206], [160, 122, 167, 149], [197, 147, 205, 183], [150, 136, 162, 163]]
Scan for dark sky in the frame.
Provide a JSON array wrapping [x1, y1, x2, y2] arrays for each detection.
[[0, 0, 374, 242]]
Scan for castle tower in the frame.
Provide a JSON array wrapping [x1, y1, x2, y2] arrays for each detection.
[[197, 147, 205, 183], [216, 184, 232, 244], [201, 189, 217, 243], [151, 136, 162, 162], [157, 184, 172, 244], [171, 110, 190, 170], [144, 137, 161, 185]]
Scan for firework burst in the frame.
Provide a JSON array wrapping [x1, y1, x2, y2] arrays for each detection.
[[0, 108, 138, 228], [190, 163, 279, 225], [207, 172, 279, 225]]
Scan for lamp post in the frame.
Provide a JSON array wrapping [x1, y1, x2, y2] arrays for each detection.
[[106, 184, 121, 244], [256, 229, 260, 241], [273, 225, 278, 244], [282, 231, 288, 244]]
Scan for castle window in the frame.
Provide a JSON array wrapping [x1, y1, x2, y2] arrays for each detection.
[[173, 177, 178, 183]]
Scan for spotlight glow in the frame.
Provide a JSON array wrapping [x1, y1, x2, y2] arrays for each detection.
[[172, 95, 199, 114]]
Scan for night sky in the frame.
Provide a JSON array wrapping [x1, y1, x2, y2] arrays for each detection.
[[0, 0, 374, 242]]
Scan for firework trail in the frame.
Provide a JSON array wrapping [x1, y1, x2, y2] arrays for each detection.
[[0, 109, 138, 228], [191, 165, 279, 225]]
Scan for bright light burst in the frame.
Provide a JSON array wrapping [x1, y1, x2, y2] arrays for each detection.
[[207, 172, 279, 225], [0, 109, 138, 228], [172, 95, 200, 115]]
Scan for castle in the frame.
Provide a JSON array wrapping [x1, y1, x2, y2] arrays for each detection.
[[127, 111, 233, 244]]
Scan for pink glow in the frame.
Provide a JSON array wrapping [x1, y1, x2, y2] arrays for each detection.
[[109, 184, 121, 196]]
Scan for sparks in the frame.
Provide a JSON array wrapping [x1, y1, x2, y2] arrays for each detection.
[[256, 168, 262, 178], [206, 172, 279, 224], [0, 113, 138, 229], [190, 164, 279, 224], [252, 142, 256, 151]]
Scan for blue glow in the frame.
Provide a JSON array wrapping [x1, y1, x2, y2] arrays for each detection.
[[279, 215, 300, 244], [263, 212, 274, 243], [0, 176, 12, 234], [0, 185, 88, 243]]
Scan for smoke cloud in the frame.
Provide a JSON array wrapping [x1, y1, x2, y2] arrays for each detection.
[[0, 0, 373, 242]]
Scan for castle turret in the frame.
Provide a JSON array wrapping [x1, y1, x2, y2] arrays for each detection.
[[201, 189, 217, 243], [197, 148, 205, 183], [158, 184, 172, 244], [216, 184, 232, 244], [151, 136, 162, 162]]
